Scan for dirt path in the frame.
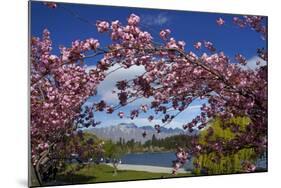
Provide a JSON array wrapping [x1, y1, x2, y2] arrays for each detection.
[[106, 163, 190, 173]]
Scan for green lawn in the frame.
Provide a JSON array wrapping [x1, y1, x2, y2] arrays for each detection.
[[56, 164, 191, 185]]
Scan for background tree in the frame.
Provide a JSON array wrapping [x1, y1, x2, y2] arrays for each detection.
[[103, 140, 125, 176], [192, 117, 263, 174]]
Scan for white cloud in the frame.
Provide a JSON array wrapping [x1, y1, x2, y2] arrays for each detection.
[[187, 105, 202, 110], [141, 13, 170, 26], [241, 56, 267, 71], [101, 90, 118, 102], [85, 65, 97, 73], [124, 104, 202, 128], [97, 64, 146, 103]]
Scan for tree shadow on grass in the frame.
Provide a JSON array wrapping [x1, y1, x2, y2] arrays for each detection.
[[54, 174, 96, 185]]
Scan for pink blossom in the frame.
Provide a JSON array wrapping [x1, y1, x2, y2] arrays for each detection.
[[196, 145, 202, 151], [87, 38, 100, 50], [106, 106, 114, 114], [216, 17, 225, 26], [235, 53, 247, 65], [123, 33, 134, 41], [178, 41, 186, 50], [128, 13, 140, 26], [243, 161, 256, 172], [188, 51, 198, 61], [43, 2, 57, 9], [49, 55, 58, 62], [118, 111, 125, 118], [159, 29, 171, 40], [204, 41, 216, 52], [233, 17, 246, 27], [96, 21, 110, 33], [140, 104, 148, 112], [204, 53, 219, 64], [111, 20, 120, 29], [166, 38, 178, 49], [194, 41, 202, 50], [61, 48, 70, 62], [139, 31, 153, 42]]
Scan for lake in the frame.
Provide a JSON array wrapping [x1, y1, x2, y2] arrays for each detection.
[[121, 152, 194, 170], [120, 152, 267, 171]]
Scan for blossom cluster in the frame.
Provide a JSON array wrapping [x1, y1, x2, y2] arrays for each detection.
[[31, 29, 104, 165], [233, 16, 267, 39]]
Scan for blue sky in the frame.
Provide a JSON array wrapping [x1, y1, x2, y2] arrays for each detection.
[[30, 1, 267, 129]]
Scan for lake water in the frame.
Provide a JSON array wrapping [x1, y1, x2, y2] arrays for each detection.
[[121, 152, 267, 171], [121, 152, 194, 170]]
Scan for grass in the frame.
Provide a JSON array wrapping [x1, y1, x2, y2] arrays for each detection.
[[56, 164, 191, 185]]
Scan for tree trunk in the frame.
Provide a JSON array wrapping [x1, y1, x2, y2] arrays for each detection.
[[112, 162, 118, 176]]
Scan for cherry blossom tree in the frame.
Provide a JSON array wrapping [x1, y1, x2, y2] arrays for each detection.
[[92, 14, 267, 173], [30, 27, 105, 184], [31, 2, 267, 181]]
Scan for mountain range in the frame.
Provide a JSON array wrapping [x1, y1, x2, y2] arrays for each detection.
[[85, 123, 185, 143]]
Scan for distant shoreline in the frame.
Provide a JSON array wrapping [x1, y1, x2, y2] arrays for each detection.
[[125, 150, 174, 154]]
